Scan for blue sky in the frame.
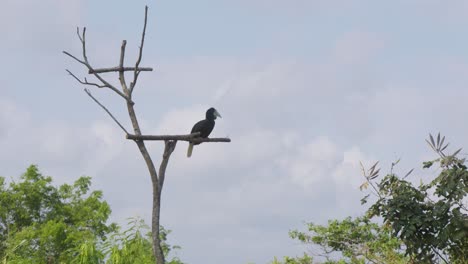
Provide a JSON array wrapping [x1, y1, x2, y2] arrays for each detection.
[[2, 1, 468, 263]]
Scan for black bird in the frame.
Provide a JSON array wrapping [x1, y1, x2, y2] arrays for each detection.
[[187, 107, 222, 157]]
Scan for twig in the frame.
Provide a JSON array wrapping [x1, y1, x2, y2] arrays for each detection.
[[126, 133, 231, 143], [130, 5, 148, 94], [80, 27, 89, 63], [63, 28, 132, 103], [84, 88, 129, 134], [367, 179, 381, 199], [66, 69, 106, 88], [360, 161, 382, 199], [431, 246, 449, 264], [62, 51, 86, 66]]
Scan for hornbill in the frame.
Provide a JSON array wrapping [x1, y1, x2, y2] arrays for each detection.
[[187, 107, 222, 157]]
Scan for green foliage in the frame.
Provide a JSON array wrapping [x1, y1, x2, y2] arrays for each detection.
[[0, 165, 116, 263], [70, 240, 103, 264], [98, 217, 183, 264], [0, 165, 183, 264], [364, 134, 468, 263], [287, 217, 407, 264], [270, 254, 313, 264]]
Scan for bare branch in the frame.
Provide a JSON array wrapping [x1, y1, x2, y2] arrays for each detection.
[[64, 28, 133, 103], [159, 140, 177, 189], [88, 67, 153, 74], [87, 68, 129, 103], [130, 5, 149, 94], [119, 40, 129, 93], [66, 69, 107, 88], [126, 133, 231, 143], [76, 27, 82, 42], [63, 51, 86, 66], [84, 88, 129, 134]]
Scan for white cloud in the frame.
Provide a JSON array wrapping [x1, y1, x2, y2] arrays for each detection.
[[154, 105, 209, 135], [332, 146, 374, 187], [0, 0, 83, 48], [0, 97, 30, 138], [332, 31, 385, 66], [281, 136, 339, 187], [0, 97, 126, 182], [237, 0, 353, 16], [277, 136, 375, 191]]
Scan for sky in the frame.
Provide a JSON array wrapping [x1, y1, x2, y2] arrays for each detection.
[[1, 0, 468, 263]]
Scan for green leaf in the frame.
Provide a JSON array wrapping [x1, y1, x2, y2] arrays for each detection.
[[361, 194, 370, 205], [422, 161, 433, 169]]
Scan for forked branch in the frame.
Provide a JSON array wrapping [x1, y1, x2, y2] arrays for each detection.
[[63, 28, 131, 103], [66, 70, 107, 88], [159, 140, 177, 189]]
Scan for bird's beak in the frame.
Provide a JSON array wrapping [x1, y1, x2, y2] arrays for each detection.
[[214, 110, 222, 118]]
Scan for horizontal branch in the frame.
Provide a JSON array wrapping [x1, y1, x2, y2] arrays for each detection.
[[89, 67, 153, 74], [187, 137, 231, 143], [126, 133, 231, 143]]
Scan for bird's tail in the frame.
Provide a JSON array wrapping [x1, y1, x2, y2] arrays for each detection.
[[187, 143, 194, 158]]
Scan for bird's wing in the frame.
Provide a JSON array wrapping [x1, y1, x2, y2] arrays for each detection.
[[191, 120, 206, 134]]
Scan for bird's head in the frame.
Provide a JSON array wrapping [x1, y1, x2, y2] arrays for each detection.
[[206, 107, 222, 120]]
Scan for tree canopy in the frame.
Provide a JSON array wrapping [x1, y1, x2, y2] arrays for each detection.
[[0, 165, 182, 264], [363, 135, 468, 263], [273, 134, 467, 264]]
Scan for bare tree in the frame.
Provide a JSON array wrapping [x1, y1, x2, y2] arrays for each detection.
[[63, 6, 230, 264]]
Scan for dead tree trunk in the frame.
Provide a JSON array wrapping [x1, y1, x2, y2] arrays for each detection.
[[63, 6, 230, 264]]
